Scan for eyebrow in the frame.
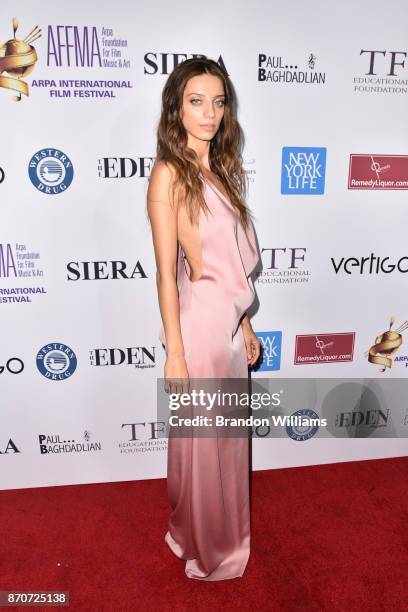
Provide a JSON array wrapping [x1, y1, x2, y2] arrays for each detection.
[[187, 92, 225, 98]]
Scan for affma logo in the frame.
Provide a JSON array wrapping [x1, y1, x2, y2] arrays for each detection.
[[0, 18, 41, 101], [28, 148, 74, 194], [281, 147, 326, 194], [0, 166, 4, 183], [254, 331, 282, 372], [36, 342, 77, 381], [366, 317, 407, 372]]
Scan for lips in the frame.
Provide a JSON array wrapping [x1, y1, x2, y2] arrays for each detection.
[[200, 124, 216, 128]]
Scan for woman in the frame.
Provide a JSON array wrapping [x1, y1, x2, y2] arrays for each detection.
[[147, 57, 261, 580]]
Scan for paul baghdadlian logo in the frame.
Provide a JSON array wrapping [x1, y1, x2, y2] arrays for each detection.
[[0, 18, 41, 101]]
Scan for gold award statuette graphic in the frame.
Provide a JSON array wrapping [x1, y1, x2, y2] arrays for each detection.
[[366, 317, 407, 372], [0, 18, 41, 101]]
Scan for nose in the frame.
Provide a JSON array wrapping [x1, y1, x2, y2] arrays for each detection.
[[204, 101, 216, 119]]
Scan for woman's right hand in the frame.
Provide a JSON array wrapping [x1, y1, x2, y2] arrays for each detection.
[[164, 354, 190, 394]]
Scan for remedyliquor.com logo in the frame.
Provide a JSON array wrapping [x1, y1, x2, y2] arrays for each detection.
[[0, 18, 41, 101], [348, 154, 408, 189], [366, 317, 407, 372], [36, 342, 77, 380], [295, 333, 355, 365], [28, 148, 74, 194]]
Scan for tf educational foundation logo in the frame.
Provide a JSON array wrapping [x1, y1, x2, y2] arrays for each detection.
[[254, 331, 282, 372], [281, 147, 327, 194], [0, 18, 41, 101], [36, 342, 77, 381], [28, 148, 74, 194], [366, 317, 407, 372]]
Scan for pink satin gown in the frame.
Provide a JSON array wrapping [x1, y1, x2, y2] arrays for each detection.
[[159, 175, 259, 581]]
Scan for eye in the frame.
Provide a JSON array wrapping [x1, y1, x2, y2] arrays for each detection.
[[190, 98, 201, 104], [216, 99, 225, 107]]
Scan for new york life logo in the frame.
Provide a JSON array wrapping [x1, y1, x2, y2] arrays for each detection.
[[281, 147, 327, 194], [254, 331, 282, 372]]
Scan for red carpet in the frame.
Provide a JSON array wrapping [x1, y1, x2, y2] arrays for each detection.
[[1, 457, 407, 611]]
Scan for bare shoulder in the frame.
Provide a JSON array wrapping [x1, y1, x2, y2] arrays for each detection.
[[147, 160, 177, 205]]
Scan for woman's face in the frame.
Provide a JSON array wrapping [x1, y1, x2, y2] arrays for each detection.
[[180, 73, 225, 143]]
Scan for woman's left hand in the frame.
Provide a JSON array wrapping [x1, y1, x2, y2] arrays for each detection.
[[242, 322, 261, 366]]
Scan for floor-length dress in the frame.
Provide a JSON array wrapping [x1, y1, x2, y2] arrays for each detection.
[[159, 174, 259, 580]]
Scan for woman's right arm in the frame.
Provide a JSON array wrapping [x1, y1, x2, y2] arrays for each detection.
[[147, 161, 189, 384]]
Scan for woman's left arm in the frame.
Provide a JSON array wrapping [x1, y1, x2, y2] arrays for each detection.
[[241, 315, 261, 366]]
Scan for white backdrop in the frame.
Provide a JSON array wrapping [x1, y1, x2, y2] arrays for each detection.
[[1, 0, 407, 490]]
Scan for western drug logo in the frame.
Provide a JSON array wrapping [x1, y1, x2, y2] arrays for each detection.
[[281, 147, 327, 194], [36, 342, 77, 381], [254, 331, 282, 372], [28, 148, 74, 194], [286, 409, 323, 441]]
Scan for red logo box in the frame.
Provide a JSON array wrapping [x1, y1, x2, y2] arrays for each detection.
[[348, 154, 408, 190], [294, 332, 355, 365]]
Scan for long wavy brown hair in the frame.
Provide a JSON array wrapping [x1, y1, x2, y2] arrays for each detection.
[[155, 56, 251, 228]]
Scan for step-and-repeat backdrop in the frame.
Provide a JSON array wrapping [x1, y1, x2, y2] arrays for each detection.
[[1, 1, 407, 490]]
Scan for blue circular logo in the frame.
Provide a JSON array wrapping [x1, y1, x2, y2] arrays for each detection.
[[28, 148, 74, 195], [286, 408, 321, 441], [36, 342, 77, 381]]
